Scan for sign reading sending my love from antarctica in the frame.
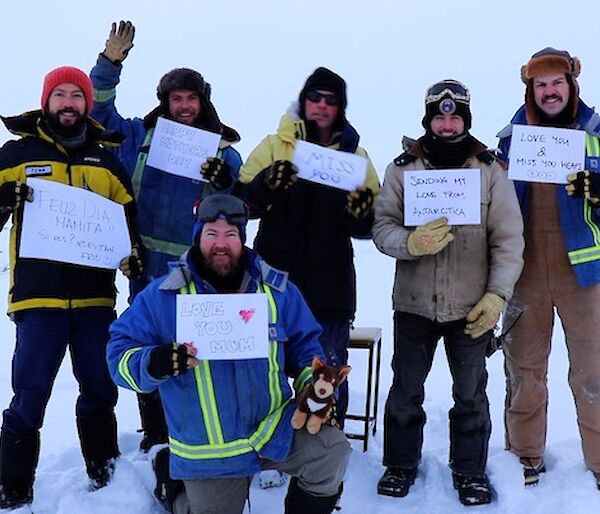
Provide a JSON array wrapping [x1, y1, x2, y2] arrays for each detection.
[[404, 169, 481, 226], [508, 125, 585, 184], [19, 178, 131, 269], [176, 293, 269, 361], [293, 140, 367, 191], [146, 117, 221, 181]]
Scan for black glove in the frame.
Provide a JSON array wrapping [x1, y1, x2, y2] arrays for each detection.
[[345, 187, 374, 218], [262, 160, 298, 192], [119, 245, 144, 279], [0, 181, 34, 213], [201, 157, 232, 190], [148, 343, 194, 379], [566, 171, 600, 205]]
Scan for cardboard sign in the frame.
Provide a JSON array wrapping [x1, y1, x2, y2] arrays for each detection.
[[404, 169, 481, 226], [19, 178, 131, 269], [176, 293, 269, 360], [508, 125, 585, 184], [293, 140, 367, 191], [146, 117, 221, 180]]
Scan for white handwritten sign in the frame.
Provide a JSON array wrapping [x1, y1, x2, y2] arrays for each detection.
[[508, 125, 585, 184], [404, 169, 481, 226], [293, 140, 367, 192], [19, 178, 132, 269], [176, 293, 269, 360], [146, 117, 220, 180]]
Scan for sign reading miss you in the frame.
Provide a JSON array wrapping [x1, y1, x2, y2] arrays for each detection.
[[19, 178, 131, 269], [176, 293, 269, 361], [147, 117, 221, 180], [293, 140, 367, 192], [404, 169, 481, 226], [508, 125, 585, 184]]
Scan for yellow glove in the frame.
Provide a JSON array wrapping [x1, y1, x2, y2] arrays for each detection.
[[406, 217, 454, 256], [103, 20, 135, 64], [464, 292, 505, 339]]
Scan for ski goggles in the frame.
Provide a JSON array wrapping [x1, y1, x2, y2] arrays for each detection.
[[425, 80, 470, 105], [193, 194, 248, 225], [305, 90, 341, 106]]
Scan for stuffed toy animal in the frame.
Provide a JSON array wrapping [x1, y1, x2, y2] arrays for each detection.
[[291, 356, 351, 434]]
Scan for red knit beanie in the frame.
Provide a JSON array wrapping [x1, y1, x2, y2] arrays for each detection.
[[41, 66, 94, 115]]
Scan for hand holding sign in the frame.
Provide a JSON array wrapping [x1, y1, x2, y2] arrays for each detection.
[[0, 181, 34, 213], [263, 160, 298, 192], [148, 342, 199, 379], [201, 157, 233, 191], [345, 187, 374, 218], [566, 170, 600, 204], [406, 217, 454, 256]]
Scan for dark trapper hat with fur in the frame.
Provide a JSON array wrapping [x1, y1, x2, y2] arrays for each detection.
[[298, 67, 347, 118]]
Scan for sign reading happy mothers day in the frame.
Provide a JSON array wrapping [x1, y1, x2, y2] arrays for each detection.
[[147, 117, 221, 180]]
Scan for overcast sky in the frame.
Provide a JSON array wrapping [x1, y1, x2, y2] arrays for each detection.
[[1, 0, 598, 177]]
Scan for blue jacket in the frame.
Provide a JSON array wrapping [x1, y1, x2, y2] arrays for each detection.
[[498, 99, 600, 287], [90, 55, 243, 282], [107, 248, 324, 479]]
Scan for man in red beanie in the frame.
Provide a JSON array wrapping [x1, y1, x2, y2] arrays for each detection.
[[498, 47, 600, 489], [90, 21, 243, 452], [0, 66, 140, 509]]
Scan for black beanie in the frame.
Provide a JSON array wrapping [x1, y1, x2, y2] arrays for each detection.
[[422, 79, 472, 131], [299, 67, 347, 114]]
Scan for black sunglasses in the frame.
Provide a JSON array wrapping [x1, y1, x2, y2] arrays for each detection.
[[305, 91, 340, 106]]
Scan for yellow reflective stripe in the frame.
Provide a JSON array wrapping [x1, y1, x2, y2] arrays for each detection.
[[586, 133, 600, 156], [264, 285, 277, 323], [140, 234, 189, 258], [259, 284, 281, 413], [194, 362, 224, 444], [118, 347, 144, 393], [568, 245, 600, 265], [293, 366, 313, 393], [168, 400, 289, 459], [131, 130, 153, 200]]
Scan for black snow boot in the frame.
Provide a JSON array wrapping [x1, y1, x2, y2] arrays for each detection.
[[77, 415, 119, 491], [0, 430, 39, 509], [452, 472, 492, 506], [284, 477, 341, 514], [137, 391, 168, 452], [377, 467, 417, 497], [152, 447, 184, 513]]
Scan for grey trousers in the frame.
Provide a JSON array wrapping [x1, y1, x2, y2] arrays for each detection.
[[173, 425, 351, 514]]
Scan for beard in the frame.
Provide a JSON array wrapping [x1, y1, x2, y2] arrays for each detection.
[[45, 109, 86, 138], [191, 245, 245, 293]]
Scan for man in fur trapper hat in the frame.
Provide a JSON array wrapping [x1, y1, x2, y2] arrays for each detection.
[[237, 68, 380, 489], [497, 48, 600, 490], [89, 20, 243, 453]]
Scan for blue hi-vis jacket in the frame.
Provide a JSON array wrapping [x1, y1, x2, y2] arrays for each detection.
[[90, 55, 243, 281], [498, 100, 600, 288], [107, 248, 324, 479]]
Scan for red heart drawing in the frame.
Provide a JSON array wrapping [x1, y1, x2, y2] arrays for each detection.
[[239, 308, 256, 324]]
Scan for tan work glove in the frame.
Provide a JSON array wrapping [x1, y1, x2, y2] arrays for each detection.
[[406, 217, 454, 256], [464, 292, 505, 339], [103, 20, 135, 64]]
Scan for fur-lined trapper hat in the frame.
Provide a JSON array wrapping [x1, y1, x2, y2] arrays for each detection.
[[157, 68, 212, 102], [521, 47, 581, 125]]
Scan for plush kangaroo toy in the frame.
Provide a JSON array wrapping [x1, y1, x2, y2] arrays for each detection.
[[291, 356, 352, 434]]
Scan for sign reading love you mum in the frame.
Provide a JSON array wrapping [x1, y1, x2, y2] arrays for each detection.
[[176, 293, 269, 360]]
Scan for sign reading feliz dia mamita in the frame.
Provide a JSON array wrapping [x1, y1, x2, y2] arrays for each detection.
[[176, 293, 269, 360], [19, 177, 131, 269]]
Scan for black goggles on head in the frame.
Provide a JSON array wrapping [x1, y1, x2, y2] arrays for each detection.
[[193, 195, 248, 225], [305, 90, 341, 106], [425, 80, 470, 105]]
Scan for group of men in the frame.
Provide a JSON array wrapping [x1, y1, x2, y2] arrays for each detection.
[[0, 17, 598, 514]]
